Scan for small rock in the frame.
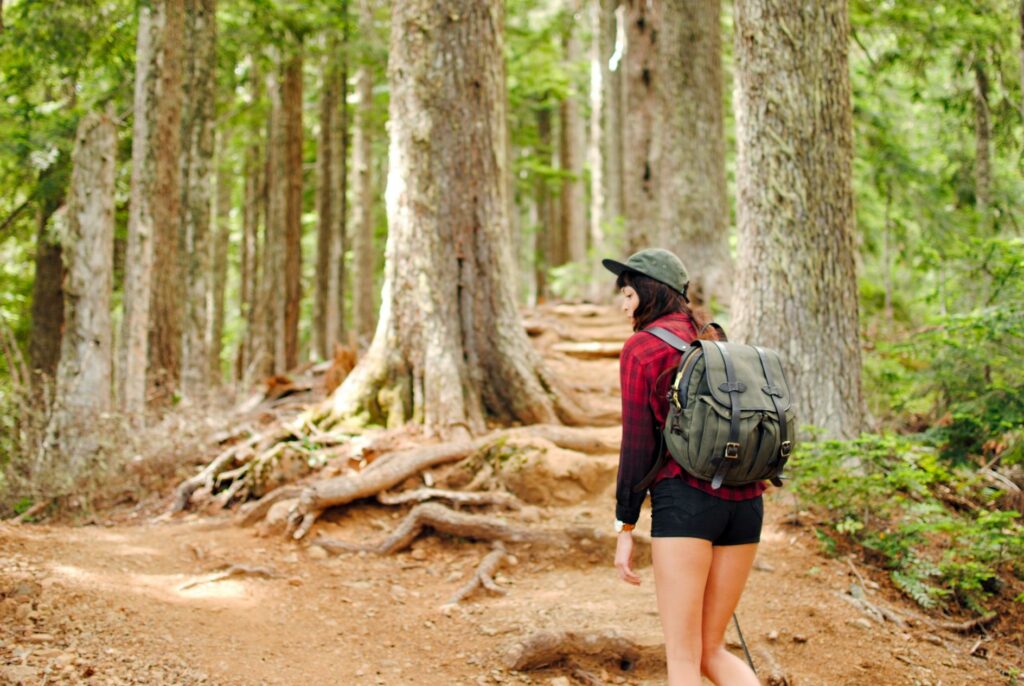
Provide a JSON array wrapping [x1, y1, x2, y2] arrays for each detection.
[[506, 555, 518, 566], [793, 634, 808, 644], [481, 626, 498, 636], [287, 577, 303, 587], [410, 548, 428, 561], [849, 618, 873, 630], [767, 630, 779, 642], [924, 634, 943, 646], [27, 633, 54, 643], [549, 677, 571, 686], [307, 546, 328, 560]]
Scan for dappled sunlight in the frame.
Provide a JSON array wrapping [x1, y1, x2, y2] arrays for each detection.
[[45, 562, 262, 607]]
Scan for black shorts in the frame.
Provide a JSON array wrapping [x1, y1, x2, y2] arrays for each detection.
[[650, 477, 763, 545]]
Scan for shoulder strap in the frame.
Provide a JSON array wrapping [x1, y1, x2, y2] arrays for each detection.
[[643, 326, 689, 352], [755, 346, 791, 487], [709, 341, 744, 489]]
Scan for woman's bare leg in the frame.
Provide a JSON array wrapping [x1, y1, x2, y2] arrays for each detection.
[[700, 543, 760, 685], [651, 537, 714, 686]]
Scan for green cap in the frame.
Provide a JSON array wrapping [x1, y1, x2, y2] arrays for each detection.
[[602, 248, 690, 297]]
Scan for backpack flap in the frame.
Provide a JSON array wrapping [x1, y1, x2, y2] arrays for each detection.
[[702, 342, 792, 414]]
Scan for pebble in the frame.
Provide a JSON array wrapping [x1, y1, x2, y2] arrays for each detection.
[[549, 678, 571, 686], [849, 618, 873, 630], [306, 545, 328, 560], [287, 577, 303, 587], [411, 548, 428, 561], [793, 634, 808, 643], [924, 634, 943, 646], [767, 630, 779, 642]]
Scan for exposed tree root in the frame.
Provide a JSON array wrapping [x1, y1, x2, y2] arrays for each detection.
[[178, 564, 281, 591], [171, 442, 249, 513], [443, 541, 509, 605], [377, 488, 521, 510], [937, 612, 998, 633], [551, 341, 623, 359], [502, 629, 655, 671], [236, 485, 304, 527], [756, 645, 794, 686]]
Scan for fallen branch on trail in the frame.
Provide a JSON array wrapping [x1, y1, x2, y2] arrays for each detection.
[[377, 487, 522, 510], [936, 612, 998, 633], [502, 629, 656, 671], [178, 564, 281, 591], [838, 590, 908, 628], [445, 541, 509, 605]]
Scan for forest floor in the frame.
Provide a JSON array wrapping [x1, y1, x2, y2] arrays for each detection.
[[1, 304, 1021, 686]]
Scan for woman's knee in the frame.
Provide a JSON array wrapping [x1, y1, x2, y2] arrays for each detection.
[[699, 643, 728, 672]]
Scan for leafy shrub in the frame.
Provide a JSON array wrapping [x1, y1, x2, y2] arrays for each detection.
[[792, 434, 1024, 614]]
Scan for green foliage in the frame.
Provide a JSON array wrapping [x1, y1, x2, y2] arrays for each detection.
[[793, 434, 1024, 614]]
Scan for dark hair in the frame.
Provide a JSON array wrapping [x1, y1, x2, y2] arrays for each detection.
[[617, 271, 708, 334]]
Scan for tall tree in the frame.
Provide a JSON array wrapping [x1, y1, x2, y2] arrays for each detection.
[[28, 181, 64, 390], [209, 139, 231, 383], [238, 59, 266, 384], [264, 56, 287, 375], [622, 0, 659, 252], [283, 50, 303, 369], [327, 0, 583, 435], [973, 59, 991, 219], [604, 0, 625, 227], [314, 39, 338, 361], [350, 0, 376, 347], [179, 0, 217, 400], [146, 0, 186, 407], [44, 111, 115, 476], [329, 17, 350, 348], [560, 3, 586, 266], [731, 0, 864, 438], [659, 0, 730, 305], [587, 0, 607, 301], [120, 0, 184, 416]]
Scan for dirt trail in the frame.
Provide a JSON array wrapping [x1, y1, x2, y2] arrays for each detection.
[[1, 305, 1018, 686]]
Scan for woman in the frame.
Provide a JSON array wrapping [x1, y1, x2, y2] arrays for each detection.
[[602, 248, 765, 686]]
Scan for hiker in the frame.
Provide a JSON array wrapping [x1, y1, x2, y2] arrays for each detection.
[[603, 248, 765, 686]]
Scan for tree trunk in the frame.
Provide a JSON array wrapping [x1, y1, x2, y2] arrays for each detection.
[[119, 4, 157, 415], [658, 0, 730, 306], [28, 192, 64, 391], [973, 59, 991, 221], [605, 0, 625, 229], [351, 0, 376, 347], [264, 59, 287, 375], [283, 51, 303, 369], [326, 0, 583, 436], [209, 137, 231, 384], [622, 0, 658, 253], [587, 0, 612, 302], [330, 19, 350, 348], [47, 111, 116, 473], [535, 107, 557, 299], [147, 0, 186, 407], [314, 42, 337, 361], [239, 59, 266, 384], [560, 3, 587, 266], [179, 0, 217, 401], [731, 0, 864, 439]]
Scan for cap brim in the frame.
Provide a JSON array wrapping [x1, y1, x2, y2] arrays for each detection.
[[601, 258, 631, 277]]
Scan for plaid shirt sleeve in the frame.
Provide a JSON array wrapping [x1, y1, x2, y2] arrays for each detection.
[[615, 335, 659, 524]]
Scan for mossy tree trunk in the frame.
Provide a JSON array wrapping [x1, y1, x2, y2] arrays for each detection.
[[326, 0, 583, 437], [731, 0, 864, 439]]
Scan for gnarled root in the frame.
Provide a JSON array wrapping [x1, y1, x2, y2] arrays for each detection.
[[377, 488, 521, 510], [444, 541, 508, 605], [503, 629, 657, 671]]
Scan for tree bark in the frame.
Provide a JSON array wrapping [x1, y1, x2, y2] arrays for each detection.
[[659, 0, 730, 306], [622, 0, 659, 253], [587, 0, 607, 302], [239, 59, 265, 384], [179, 0, 217, 401], [605, 0, 625, 229], [28, 190, 64, 390], [47, 112, 116, 472], [283, 51, 304, 369], [350, 0, 377, 347], [325, 0, 584, 437], [973, 59, 991, 221], [147, 0, 186, 407], [731, 0, 864, 439], [210, 136, 231, 384], [330, 19, 350, 348], [560, 2, 587, 266], [264, 57, 287, 375], [119, 4, 157, 415], [314, 41, 337, 361], [535, 107, 559, 299]]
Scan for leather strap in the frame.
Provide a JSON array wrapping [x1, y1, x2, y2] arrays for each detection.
[[755, 346, 789, 487], [643, 326, 689, 352], [710, 341, 742, 489]]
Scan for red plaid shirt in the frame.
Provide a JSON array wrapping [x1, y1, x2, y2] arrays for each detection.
[[616, 312, 766, 525]]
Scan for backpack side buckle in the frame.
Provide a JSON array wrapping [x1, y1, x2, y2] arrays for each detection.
[[780, 440, 792, 458], [724, 442, 740, 460]]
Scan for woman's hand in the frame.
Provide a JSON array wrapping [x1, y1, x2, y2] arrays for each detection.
[[614, 531, 641, 585]]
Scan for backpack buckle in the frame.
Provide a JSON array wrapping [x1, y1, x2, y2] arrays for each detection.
[[724, 442, 740, 460], [780, 440, 792, 458]]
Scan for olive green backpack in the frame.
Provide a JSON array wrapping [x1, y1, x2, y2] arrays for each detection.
[[634, 326, 796, 491]]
